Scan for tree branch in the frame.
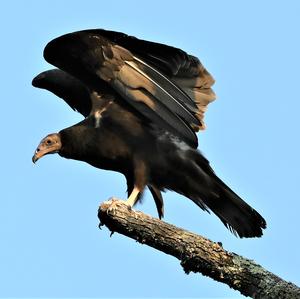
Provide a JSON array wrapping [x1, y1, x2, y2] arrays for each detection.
[[98, 199, 300, 299]]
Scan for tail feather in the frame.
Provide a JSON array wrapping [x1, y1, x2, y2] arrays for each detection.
[[179, 150, 266, 238], [148, 185, 164, 219]]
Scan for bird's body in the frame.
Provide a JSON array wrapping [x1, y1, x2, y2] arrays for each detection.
[[32, 29, 266, 237]]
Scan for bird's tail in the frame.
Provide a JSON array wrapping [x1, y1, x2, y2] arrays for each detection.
[[170, 149, 266, 238]]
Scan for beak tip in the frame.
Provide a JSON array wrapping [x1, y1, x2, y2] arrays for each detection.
[[32, 155, 38, 164]]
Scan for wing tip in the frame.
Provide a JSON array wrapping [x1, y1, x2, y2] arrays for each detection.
[[32, 72, 46, 88]]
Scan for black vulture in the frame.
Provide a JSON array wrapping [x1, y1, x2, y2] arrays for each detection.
[[32, 29, 266, 237]]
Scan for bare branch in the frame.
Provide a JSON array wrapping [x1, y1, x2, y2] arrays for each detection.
[[98, 199, 300, 299]]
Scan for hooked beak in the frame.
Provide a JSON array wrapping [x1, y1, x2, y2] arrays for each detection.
[[32, 152, 39, 164], [32, 133, 61, 164], [32, 148, 46, 164]]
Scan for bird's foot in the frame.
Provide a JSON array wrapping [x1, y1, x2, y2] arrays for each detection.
[[105, 197, 133, 215]]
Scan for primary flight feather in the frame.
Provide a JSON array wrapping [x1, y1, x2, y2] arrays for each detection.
[[32, 29, 266, 237]]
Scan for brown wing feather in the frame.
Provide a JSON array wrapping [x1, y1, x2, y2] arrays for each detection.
[[43, 29, 215, 145], [83, 29, 216, 131], [172, 58, 216, 130], [44, 31, 199, 146]]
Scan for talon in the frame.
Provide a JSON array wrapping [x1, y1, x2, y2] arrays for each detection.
[[106, 197, 123, 215], [105, 195, 137, 216]]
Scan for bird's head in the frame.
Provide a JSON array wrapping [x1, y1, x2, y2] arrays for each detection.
[[32, 133, 62, 163]]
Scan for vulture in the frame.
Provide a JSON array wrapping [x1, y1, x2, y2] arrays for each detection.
[[32, 29, 266, 238]]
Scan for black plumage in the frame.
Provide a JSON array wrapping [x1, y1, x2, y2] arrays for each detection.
[[32, 29, 266, 237]]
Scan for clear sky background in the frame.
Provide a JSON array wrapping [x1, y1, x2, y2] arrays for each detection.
[[1, 1, 299, 298]]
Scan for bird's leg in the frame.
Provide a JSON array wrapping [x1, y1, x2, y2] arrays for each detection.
[[106, 186, 141, 215], [106, 158, 147, 214], [126, 186, 141, 207]]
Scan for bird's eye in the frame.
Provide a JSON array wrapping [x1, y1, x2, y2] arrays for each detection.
[[46, 140, 52, 145]]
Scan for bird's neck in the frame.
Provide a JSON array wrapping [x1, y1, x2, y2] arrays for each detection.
[[58, 124, 131, 173], [59, 125, 97, 161]]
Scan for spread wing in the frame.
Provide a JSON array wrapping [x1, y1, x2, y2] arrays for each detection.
[[88, 29, 216, 131], [32, 69, 196, 147], [32, 69, 92, 117], [42, 29, 216, 147]]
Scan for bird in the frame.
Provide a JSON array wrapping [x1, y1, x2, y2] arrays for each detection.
[[32, 29, 266, 237]]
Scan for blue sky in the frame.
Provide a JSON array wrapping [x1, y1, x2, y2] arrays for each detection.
[[1, 1, 299, 298]]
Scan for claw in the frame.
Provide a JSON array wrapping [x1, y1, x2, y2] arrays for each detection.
[[106, 197, 124, 215], [105, 197, 134, 215]]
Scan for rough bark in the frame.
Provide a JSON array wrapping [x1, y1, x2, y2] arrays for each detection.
[[98, 199, 300, 299]]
